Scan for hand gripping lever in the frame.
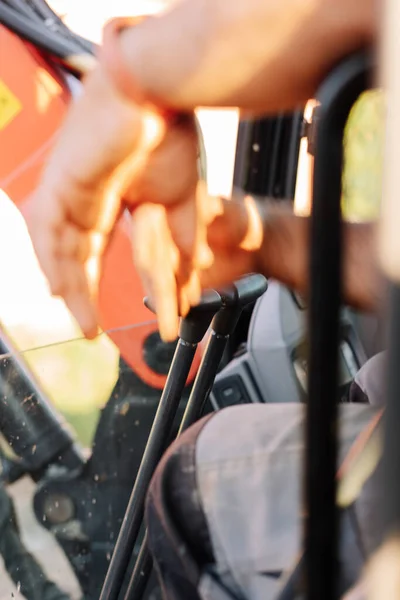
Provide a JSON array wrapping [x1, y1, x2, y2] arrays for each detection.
[[124, 274, 268, 600], [99, 290, 222, 600]]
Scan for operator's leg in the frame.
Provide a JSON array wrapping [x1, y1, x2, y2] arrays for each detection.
[[146, 403, 380, 600], [145, 416, 215, 600], [349, 351, 386, 406]]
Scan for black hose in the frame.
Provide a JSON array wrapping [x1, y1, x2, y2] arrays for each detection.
[[4, 0, 43, 23], [26, 0, 67, 22], [25, 0, 96, 54], [0, 1, 93, 64], [4, 0, 95, 54]]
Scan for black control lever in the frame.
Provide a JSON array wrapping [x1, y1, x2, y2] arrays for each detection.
[[99, 291, 222, 600], [124, 274, 268, 600], [144, 289, 222, 344], [180, 273, 268, 429], [214, 273, 268, 335]]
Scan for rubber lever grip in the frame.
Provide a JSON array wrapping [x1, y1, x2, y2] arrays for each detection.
[[211, 274, 267, 336], [144, 291, 222, 345], [143, 290, 222, 316], [178, 290, 222, 344], [218, 273, 268, 308], [234, 273, 268, 305]]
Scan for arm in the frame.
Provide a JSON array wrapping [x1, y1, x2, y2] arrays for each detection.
[[259, 204, 379, 311], [27, 0, 379, 341], [203, 196, 379, 312], [119, 0, 379, 113]]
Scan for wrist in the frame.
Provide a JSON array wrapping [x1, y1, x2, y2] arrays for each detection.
[[252, 198, 274, 277], [98, 15, 178, 119], [252, 197, 296, 278], [230, 192, 277, 277], [43, 64, 153, 198], [82, 65, 150, 160]]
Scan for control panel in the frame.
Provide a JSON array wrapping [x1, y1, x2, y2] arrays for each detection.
[[210, 280, 367, 409]]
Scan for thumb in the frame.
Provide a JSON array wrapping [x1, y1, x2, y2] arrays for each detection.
[[206, 195, 264, 251]]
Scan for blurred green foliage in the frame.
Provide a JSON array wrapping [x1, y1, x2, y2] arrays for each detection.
[[23, 334, 118, 414], [15, 330, 119, 448], [63, 407, 100, 448], [342, 89, 385, 221]]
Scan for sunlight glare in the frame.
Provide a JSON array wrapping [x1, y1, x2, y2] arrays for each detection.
[[0, 189, 78, 347]]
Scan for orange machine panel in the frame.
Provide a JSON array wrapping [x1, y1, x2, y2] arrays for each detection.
[[0, 26, 200, 387]]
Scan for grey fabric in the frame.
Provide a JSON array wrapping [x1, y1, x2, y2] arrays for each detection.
[[195, 403, 381, 600], [353, 352, 386, 407], [342, 580, 368, 600]]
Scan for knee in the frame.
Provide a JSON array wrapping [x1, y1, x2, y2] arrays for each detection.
[[145, 415, 205, 517], [145, 414, 214, 567], [350, 352, 386, 407]]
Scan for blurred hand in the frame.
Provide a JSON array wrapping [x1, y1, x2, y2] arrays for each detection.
[[28, 61, 264, 343], [28, 65, 209, 340], [199, 194, 265, 288], [131, 193, 265, 339]]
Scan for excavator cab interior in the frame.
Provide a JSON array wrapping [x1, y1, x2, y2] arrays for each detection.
[[0, 1, 395, 600]]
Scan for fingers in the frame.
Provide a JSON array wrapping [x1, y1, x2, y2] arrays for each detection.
[[198, 196, 263, 288], [164, 182, 215, 276], [27, 193, 65, 296], [166, 195, 205, 310], [175, 258, 202, 318], [199, 247, 256, 290], [132, 201, 207, 339], [238, 195, 264, 251], [205, 196, 250, 247], [27, 191, 102, 339], [181, 269, 202, 309], [123, 115, 212, 327], [132, 204, 180, 341], [130, 190, 262, 342], [205, 194, 264, 251], [194, 181, 216, 269], [61, 258, 100, 340], [123, 114, 199, 209]]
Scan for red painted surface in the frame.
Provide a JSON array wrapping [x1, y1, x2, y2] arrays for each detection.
[[0, 26, 200, 388]]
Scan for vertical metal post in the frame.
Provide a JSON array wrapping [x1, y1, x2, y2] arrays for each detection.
[[305, 54, 371, 600]]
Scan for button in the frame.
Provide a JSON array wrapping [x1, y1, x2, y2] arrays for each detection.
[[213, 375, 251, 408], [220, 385, 242, 406]]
